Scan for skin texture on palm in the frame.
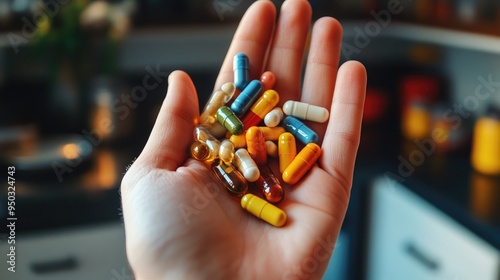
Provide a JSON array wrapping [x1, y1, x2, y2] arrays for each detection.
[[121, 0, 367, 279]]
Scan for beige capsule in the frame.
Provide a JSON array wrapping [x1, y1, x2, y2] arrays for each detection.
[[283, 100, 329, 123]]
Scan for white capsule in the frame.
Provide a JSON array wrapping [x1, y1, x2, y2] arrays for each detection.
[[264, 107, 284, 127], [219, 140, 235, 164], [282, 101, 329, 123], [265, 141, 278, 157], [234, 149, 260, 182]]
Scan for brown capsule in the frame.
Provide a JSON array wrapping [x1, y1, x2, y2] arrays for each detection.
[[256, 165, 284, 203], [211, 158, 248, 197]]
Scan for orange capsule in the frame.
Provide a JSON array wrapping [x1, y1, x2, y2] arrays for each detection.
[[279, 132, 297, 173], [246, 126, 267, 165], [241, 89, 280, 128], [260, 71, 276, 92], [282, 143, 322, 185], [257, 166, 284, 203], [259, 126, 286, 141]]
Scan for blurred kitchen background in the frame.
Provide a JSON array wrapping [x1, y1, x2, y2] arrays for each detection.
[[0, 0, 499, 279]]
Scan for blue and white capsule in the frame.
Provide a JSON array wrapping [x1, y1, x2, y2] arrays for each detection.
[[282, 116, 319, 144], [230, 80, 263, 116], [233, 53, 250, 90]]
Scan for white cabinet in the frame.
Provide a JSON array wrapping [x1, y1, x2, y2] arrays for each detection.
[[0, 222, 131, 280], [366, 177, 500, 280]]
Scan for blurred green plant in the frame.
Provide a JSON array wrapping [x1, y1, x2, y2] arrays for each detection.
[[32, 0, 133, 84]]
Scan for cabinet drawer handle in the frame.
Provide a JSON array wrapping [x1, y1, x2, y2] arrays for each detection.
[[404, 242, 440, 271], [30, 255, 78, 274]]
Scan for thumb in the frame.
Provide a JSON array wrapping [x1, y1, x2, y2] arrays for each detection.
[[137, 70, 199, 170]]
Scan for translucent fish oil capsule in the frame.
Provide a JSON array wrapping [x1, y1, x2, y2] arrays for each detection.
[[212, 158, 248, 197]]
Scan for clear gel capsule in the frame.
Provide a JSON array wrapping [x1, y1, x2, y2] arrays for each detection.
[[230, 80, 263, 116], [257, 166, 284, 203], [282, 116, 319, 144], [234, 148, 260, 182], [205, 122, 227, 139], [199, 82, 236, 125], [191, 125, 220, 161], [234, 53, 250, 90], [241, 89, 280, 129], [278, 132, 296, 173], [217, 106, 245, 135], [265, 141, 278, 158], [283, 100, 329, 123], [241, 194, 287, 227], [264, 107, 284, 127], [212, 159, 248, 197], [282, 143, 322, 185], [260, 71, 276, 92], [219, 139, 235, 165], [246, 126, 267, 165]]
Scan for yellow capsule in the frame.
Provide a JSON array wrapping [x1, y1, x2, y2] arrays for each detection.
[[229, 134, 247, 148], [265, 141, 278, 157], [279, 132, 296, 173], [259, 126, 286, 141], [199, 82, 236, 125], [241, 194, 287, 227], [282, 143, 322, 185], [234, 148, 260, 182], [219, 139, 235, 165]]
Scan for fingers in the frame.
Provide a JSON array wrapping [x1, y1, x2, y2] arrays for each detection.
[[266, 0, 312, 104], [137, 70, 199, 171], [301, 17, 343, 141], [214, 0, 276, 90], [321, 61, 367, 192]]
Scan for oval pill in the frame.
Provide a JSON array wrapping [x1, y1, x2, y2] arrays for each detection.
[[241, 194, 287, 227], [230, 80, 263, 116], [233, 53, 249, 90], [283, 100, 329, 123], [278, 132, 296, 173], [260, 71, 276, 92], [282, 116, 319, 144], [282, 143, 322, 185], [265, 141, 278, 158], [264, 107, 284, 127], [234, 148, 260, 182], [217, 106, 245, 135]]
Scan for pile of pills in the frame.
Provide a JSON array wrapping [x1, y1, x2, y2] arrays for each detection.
[[189, 53, 329, 227]]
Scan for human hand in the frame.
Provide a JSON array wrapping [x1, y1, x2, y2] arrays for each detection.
[[121, 0, 367, 279]]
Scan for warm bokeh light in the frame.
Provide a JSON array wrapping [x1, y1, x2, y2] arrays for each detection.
[[61, 143, 81, 160]]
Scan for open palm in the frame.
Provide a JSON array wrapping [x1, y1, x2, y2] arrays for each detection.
[[121, 0, 367, 279]]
